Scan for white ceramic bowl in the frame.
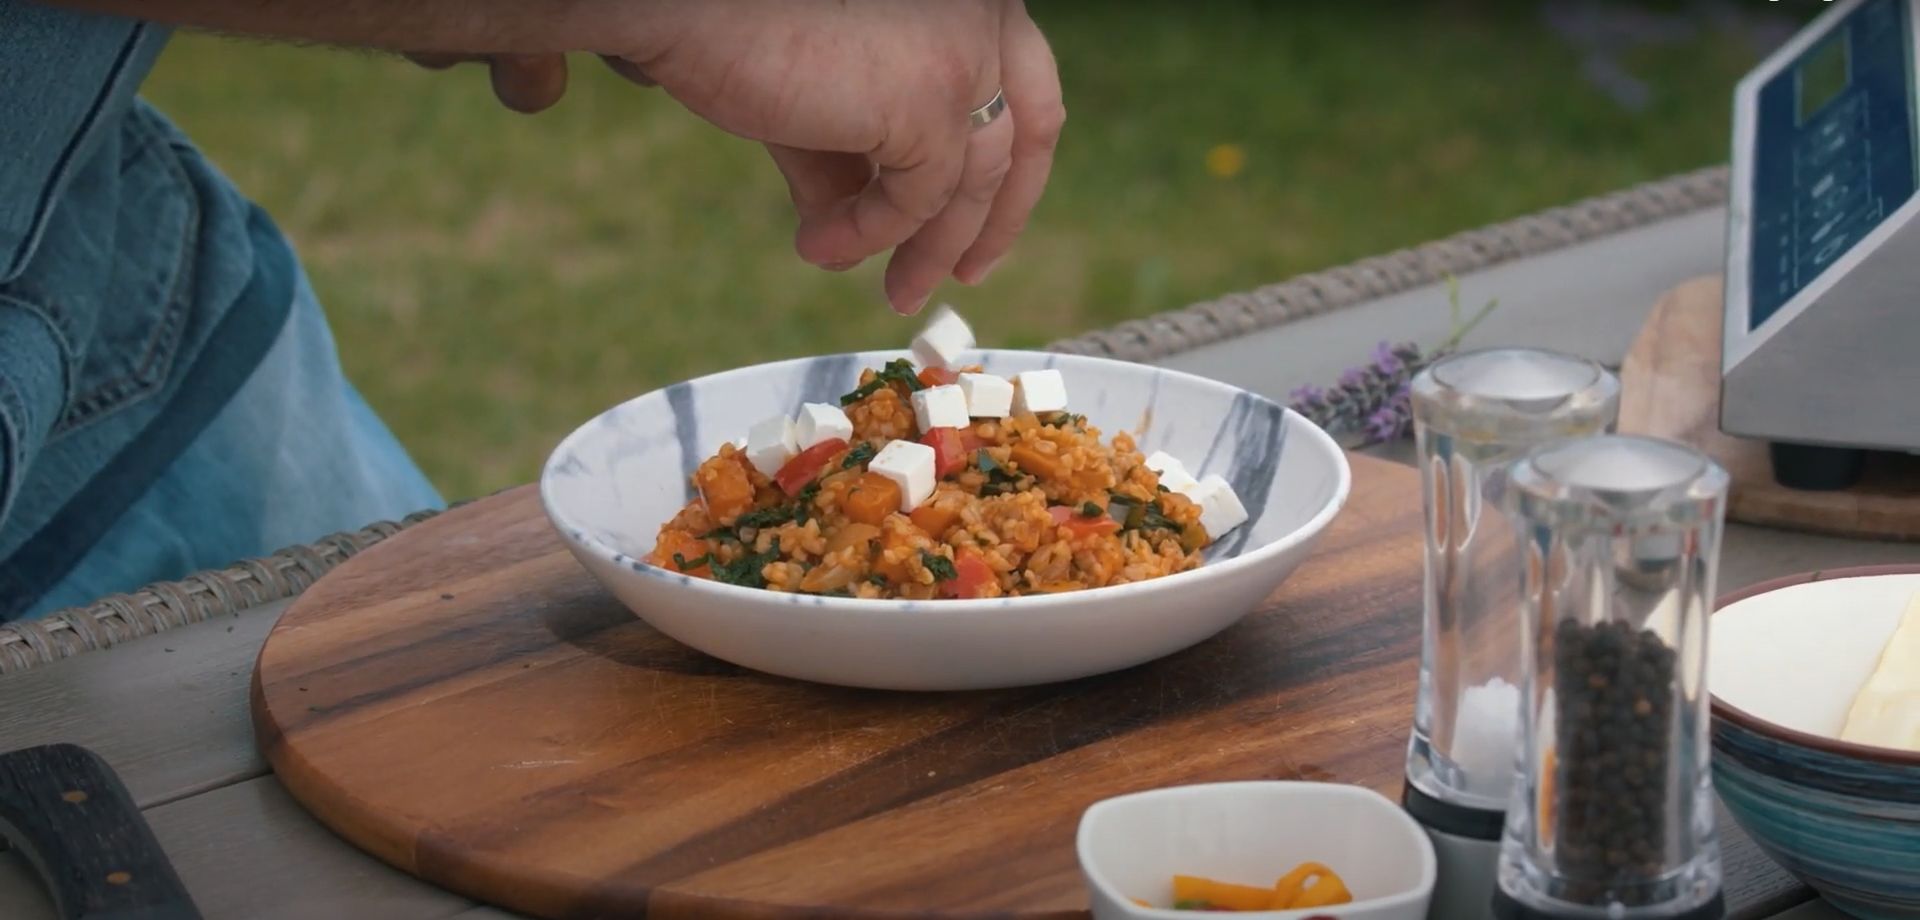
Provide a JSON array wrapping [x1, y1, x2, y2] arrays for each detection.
[[1076, 781, 1437, 919], [539, 349, 1351, 691]]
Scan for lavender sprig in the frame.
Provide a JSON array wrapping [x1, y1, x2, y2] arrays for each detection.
[[1287, 276, 1498, 447]]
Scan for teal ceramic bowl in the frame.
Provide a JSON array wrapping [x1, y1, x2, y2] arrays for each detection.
[[1709, 566, 1920, 920]]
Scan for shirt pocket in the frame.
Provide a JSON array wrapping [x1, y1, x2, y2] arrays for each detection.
[[0, 106, 197, 439]]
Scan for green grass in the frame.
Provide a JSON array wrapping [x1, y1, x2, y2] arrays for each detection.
[[142, 2, 1780, 500]]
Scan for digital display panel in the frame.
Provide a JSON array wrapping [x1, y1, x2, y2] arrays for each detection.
[[1748, 0, 1916, 331]]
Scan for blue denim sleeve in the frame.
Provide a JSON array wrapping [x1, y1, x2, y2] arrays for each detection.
[[0, 3, 168, 548], [0, 5, 156, 283], [0, 301, 67, 532]]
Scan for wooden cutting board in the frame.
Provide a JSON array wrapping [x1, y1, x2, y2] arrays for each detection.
[[1617, 275, 1920, 541], [246, 454, 1414, 918]]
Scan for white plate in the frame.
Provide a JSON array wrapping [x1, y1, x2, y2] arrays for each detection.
[[540, 349, 1351, 691]]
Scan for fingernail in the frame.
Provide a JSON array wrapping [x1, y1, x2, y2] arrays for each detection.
[[824, 260, 857, 272], [890, 290, 929, 316]]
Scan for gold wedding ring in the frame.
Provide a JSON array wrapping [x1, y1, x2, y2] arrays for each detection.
[[968, 88, 1007, 129]]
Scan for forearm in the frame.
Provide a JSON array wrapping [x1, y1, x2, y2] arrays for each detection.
[[31, 0, 653, 55]]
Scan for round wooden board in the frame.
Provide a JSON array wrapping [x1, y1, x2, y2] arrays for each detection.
[[252, 455, 1428, 919], [1618, 275, 1920, 541]]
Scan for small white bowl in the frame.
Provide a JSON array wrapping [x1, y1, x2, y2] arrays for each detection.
[[1076, 782, 1437, 920], [540, 349, 1351, 691]]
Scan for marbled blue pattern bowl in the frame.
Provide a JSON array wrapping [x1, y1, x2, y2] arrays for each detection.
[[1709, 567, 1920, 920], [539, 349, 1351, 691]]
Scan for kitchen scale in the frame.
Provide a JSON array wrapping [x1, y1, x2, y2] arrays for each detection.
[[1724, 0, 1920, 490]]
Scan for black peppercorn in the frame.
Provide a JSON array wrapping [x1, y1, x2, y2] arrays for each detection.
[[1548, 618, 1677, 902]]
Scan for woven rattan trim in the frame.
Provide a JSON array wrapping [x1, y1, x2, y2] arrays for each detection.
[[0, 509, 442, 675], [0, 164, 1728, 675]]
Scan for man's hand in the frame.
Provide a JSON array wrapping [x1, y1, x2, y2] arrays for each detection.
[[52, 0, 1063, 315], [405, 52, 570, 115], [616, 0, 1064, 314]]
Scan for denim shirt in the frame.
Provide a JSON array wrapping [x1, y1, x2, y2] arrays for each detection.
[[0, 2, 294, 613]]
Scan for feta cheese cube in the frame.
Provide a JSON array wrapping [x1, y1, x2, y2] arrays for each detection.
[[744, 415, 799, 477], [1190, 474, 1249, 539], [910, 384, 970, 432], [1144, 450, 1201, 495], [958, 373, 1013, 418], [868, 439, 937, 512], [1012, 369, 1068, 415], [794, 402, 854, 449], [910, 305, 976, 369]]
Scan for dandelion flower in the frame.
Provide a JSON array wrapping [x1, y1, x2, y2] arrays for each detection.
[[1205, 143, 1246, 179]]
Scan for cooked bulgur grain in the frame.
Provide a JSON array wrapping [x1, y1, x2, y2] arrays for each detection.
[[645, 362, 1217, 598]]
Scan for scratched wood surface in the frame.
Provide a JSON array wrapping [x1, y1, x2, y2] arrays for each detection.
[[1618, 276, 1920, 541], [247, 452, 1788, 920]]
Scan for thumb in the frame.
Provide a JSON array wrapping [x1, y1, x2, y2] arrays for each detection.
[[766, 145, 877, 267]]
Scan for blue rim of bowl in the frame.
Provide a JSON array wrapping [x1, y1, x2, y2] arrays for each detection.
[[538, 349, 1354, 613], [1710, 564, 1920, 767]]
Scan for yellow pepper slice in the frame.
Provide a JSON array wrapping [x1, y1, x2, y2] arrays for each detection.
[[1293, 872, 1353, 908]]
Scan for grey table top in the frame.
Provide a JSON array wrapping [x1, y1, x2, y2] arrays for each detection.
[[1, 206, 1901, 920]]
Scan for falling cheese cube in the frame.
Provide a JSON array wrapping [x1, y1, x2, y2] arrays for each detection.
[[911, 305, 975, 369], [958, 373, 1013, 418], [1013, 369, 1068, 415], [1839, 592, 1920, 752], [794, 402, 854, 450], [1190, 474, 1249, 539], [744, 415, 799, 477], [911, 384, 970, 432], [1144, 450, 1201, 495], [869, 439, 937, 512]]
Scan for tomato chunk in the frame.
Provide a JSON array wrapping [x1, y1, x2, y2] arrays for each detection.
[[917, 366, 958, 387], [919, 427, 968, 478], [939, 550, 994, 599], [773, 438, 848, 496], [1049, 505, 1121, 538]]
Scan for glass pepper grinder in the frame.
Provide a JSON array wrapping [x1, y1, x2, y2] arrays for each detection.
[[1493, 434, 1730, 920], [1403, 348, 1619, 920]]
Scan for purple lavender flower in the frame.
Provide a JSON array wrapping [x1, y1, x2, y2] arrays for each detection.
[[1364, 404, 1405, 443], [1371, 340, 1404, 375], [1286, 339, 1431, 446]]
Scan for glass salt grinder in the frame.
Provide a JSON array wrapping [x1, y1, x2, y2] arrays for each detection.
[[1403, 348, 1620, 920], [1493, 435, 1729, 920]]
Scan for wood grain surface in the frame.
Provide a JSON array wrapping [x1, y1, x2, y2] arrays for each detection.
[[248, 453, 1790, 920], [1618, 276, 1920, 541]]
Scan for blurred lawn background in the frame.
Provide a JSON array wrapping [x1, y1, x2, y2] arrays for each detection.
[[143, 2, 1808, 500]]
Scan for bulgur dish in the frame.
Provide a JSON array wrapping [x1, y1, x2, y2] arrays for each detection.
[[645, 309, 1248, 600]]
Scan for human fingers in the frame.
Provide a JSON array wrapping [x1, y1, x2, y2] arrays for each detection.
[[488, 53, 570, 114], [600, 55, 658, 87], [790, 122, 971, 284], [881, 110, 1014, 314], [765, 145, 877, 270], [953, 5, 1063, 285]]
